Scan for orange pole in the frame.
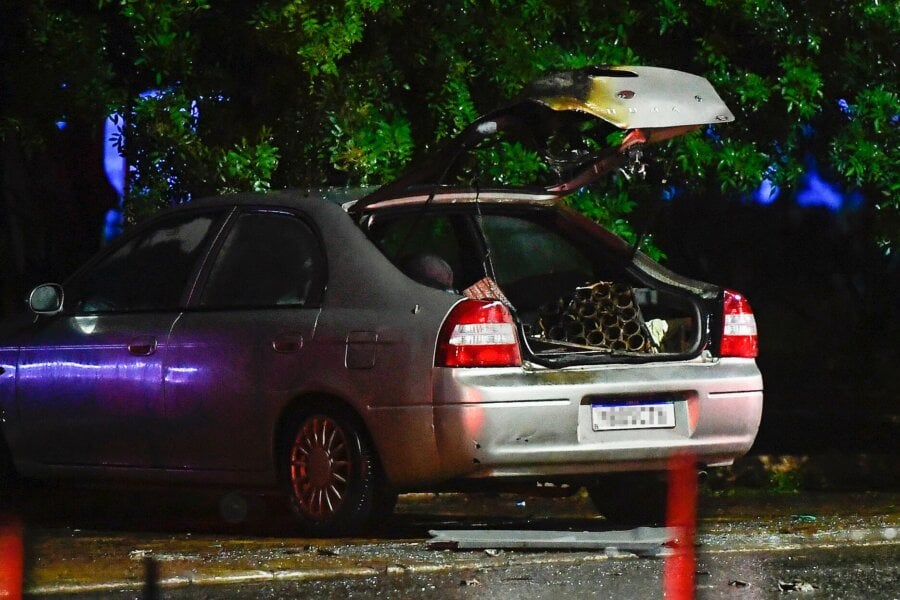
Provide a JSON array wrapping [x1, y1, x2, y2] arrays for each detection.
[[663, 453, 696, 600], [0, 514, 24, 600]]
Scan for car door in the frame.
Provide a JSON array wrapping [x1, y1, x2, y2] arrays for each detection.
[[15, 210, 224, 468], [160, 209, 325, 473]]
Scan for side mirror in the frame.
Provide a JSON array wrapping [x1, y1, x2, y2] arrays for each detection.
[[28, 283, 64, 315]]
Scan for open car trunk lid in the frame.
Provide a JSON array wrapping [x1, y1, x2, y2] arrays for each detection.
[[357, 65, 736, 366], [353, 65, 734, 213], [522, 65, 734, 130]]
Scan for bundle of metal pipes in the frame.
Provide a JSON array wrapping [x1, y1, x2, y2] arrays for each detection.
[[537, 281, 653, 352]]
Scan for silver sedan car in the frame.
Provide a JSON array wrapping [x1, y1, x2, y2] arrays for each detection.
[[0, 66, 762, 535]]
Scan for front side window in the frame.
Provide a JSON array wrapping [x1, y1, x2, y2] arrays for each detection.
[[199, 211, 326, 308], [68, 212, 219, 313]]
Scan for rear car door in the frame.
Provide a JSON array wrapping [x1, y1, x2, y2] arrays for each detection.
[[160, 208, 326, 473], [15, 210, 223, 467]]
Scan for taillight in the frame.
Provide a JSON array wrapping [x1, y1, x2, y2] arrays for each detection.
[[720, 289, 758, 358], [436, 299, 522, 368]]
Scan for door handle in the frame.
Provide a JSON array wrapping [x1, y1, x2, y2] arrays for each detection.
[[272, 333, 303, 354], [127, 336, 158, 356]]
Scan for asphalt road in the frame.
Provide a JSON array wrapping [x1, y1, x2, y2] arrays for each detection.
[[3, 484, 898, 598], [153, 544, 900, 599]]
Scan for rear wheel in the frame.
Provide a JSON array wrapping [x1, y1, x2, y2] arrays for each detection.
[[281, 405, 381, 536], [586, 472, 669, 526]]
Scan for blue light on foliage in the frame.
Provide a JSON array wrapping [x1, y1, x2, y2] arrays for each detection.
[[796, 167, 843, 211], [753, 178, 781, 205], [750, 164, 781, 205], [704, 125, 722, 143], [846, 190, 864, 211], [55, 120, 67, 130], [661, 184, 681, 202], [748, 158, 858, 212], [103, 114, 126, 199], [837, 98, 852, 118], [98, 89, 207, 242], [102, 208, 124, 243]]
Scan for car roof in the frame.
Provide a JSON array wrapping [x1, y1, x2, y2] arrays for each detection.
[[145, 189, 361, 220], [352, 186, 559, 213], [184, 189, 336, 209], [165, 187, 559, 218]]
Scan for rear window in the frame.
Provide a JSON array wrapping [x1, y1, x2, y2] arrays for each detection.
[[479, 214, 595, 288], [368, 207, 609, 311]]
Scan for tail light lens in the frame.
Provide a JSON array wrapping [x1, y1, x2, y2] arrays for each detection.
[[436, 300, 522, 368], [720, 289, 758, 358]]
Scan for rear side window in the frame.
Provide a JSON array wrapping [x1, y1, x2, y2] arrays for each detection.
[[68, 212, 219, 313], [199, 211, 325, 308], [375, 214, 460, 267], [370, 213, 473, 291]]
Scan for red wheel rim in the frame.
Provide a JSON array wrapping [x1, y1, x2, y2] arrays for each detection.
[[289, 416, 351, 520]]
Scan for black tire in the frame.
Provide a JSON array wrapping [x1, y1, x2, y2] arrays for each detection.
[[280, 404, 382, 537], [376, 490, 399, 516], [586, 472, 669, 527], [368, 489, 400, 534]]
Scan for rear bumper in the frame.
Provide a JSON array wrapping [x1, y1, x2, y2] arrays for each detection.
[[431, 357, 763, 480]]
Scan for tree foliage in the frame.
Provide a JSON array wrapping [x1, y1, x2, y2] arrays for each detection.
[[1, 0, 897, 247]]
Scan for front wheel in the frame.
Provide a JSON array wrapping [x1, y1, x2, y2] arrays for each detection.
[[281, 406, 381, 536]]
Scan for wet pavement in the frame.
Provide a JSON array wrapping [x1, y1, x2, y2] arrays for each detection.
[[4, 482, 898, 598], [155, 544, 899, 599]]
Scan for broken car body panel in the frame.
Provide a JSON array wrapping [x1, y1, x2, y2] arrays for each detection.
[[522, 65, 735, 130]]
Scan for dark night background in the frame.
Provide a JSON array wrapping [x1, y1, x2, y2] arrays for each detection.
[[653, 190, 898, 457]]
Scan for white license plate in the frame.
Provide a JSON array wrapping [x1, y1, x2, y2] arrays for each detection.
[[591, 402, 676, 431]]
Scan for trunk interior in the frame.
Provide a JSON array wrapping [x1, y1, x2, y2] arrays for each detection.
[[363, 202, 717, 365], [506, 272, 706, 364]]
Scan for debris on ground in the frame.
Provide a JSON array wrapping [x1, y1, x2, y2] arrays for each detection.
[[790, 515, 817, 523], [778, 579, 818, 592], [428, 527, 672, 556]]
